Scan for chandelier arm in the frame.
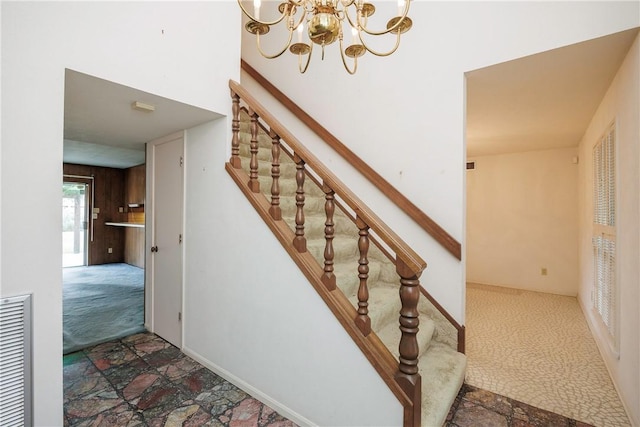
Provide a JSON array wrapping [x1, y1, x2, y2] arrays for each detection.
[[343, 1, 370, 33], [359, 30, 401, 57], [298, 42, 314, 74], [255, 28, 296, 59], [291, 10, 307, 32], [237, 0, 289, 26], [358, 1, 411, 36], [338, 38, 358, 75]]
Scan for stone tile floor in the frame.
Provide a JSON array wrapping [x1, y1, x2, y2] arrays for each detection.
[[63, 332, 296, 426], [64, 332, 592, 427], [446, 384, 595, 427]]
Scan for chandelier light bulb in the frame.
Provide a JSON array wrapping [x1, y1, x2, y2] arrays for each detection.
[[297, 23, 304, 43], [254, 0, 261, 20]]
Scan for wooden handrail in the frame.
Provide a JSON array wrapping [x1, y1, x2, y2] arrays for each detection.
[[241, 59, 462, 261], [230, 79, 426, 275]]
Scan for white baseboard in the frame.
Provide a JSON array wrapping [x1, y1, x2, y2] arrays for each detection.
[[182, 346, 315, 427]]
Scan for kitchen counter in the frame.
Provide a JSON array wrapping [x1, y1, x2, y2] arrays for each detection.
[[105, 222, 145, 228]]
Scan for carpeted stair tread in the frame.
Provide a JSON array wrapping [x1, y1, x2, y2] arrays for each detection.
[[248, 157, 299, 177], [348, 286, 401, 332], [253, 175, 326, 198], [419, 342, 467, 427], [332, 261, 384, 297], [417, 295, 458, 351], [306, 236, 360, 264], [282, 213, 358, 240], [376, 316, 436, 359], [238, 142, 278, 162], [277, 194, 326, 214]]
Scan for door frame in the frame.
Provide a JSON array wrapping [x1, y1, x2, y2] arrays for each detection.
[[145, 130, 186, 346], [62, 175, 94, 266]]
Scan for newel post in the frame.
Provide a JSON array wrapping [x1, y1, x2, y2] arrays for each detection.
[[395, 257, 422, 427], [229, 90, 241, 169]]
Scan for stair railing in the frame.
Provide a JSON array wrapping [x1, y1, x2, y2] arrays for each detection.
[[228, 80, 424, 427], [241, 60, 461, 260]]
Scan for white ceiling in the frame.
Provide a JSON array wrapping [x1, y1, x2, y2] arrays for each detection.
[[64, 70, 223, 169], [466, 28, 639, 157]]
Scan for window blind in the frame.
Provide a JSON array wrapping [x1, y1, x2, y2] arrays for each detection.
[[592, 125, 616, 342]]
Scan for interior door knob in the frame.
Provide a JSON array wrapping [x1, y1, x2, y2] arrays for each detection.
[[151, 246, 158, 253]]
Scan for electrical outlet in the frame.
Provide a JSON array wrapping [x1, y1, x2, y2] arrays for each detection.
[[541, 267, 548, 276], [108, 247, 113, 254], [119, 207, 124, 213]]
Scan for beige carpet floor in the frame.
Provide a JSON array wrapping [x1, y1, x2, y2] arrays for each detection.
[[465, 282, 630, 427]]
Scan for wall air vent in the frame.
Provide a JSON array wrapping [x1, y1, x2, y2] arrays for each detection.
[[0, 294, 32, 427]]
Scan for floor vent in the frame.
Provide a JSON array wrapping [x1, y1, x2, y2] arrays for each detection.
[[0, 294, 32, 427]]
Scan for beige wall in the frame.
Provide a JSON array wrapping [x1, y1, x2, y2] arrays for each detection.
[[467, 148, 579, 295], [577, 34, 640, 425]]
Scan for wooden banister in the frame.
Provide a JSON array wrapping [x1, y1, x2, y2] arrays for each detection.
[[229, 80, 425, 425], [233, 86, 466, 355], [231, 80, 426, 275], [241, 59, 462, 261]]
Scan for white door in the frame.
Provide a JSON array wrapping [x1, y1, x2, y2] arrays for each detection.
[[147, 132, 184, 347]]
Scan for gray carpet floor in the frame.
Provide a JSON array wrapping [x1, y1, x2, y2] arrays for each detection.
[[63, 263, 145, 354]]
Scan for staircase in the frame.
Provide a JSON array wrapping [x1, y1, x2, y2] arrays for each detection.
[[226, 81, 466, 426]]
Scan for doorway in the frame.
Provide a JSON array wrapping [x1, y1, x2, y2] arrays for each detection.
[[62, 181, 89, 267]]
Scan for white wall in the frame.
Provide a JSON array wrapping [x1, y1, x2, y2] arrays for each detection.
[[467, 148, 579, 295], [1, 2, 239, 424], [577, 33, 640, 425], [241, 1, 640, 323], [183, 120, 402, 426]]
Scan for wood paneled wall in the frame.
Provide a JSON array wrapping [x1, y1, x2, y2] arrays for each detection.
[[125, 164, 146, 207], [63, 163, 127, 265], [125, 164, 146, 268]]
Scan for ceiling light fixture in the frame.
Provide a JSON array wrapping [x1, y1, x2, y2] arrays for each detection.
[[131, 101, 155, 112], [238, 0, 412, 74]]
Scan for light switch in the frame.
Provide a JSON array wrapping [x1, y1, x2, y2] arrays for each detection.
[[92, 213, 98, 219], [93, 207, 100, 214]]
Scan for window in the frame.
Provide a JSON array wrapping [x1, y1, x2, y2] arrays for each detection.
[[592, 124, 617, 346]]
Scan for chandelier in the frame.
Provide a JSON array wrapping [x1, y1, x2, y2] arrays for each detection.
[[238, 0, 412, 74]]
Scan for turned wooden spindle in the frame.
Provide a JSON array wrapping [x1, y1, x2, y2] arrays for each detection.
[[293, 153, 306, 252], [396, 257, 421, 375], [395, 257, 422, 427], [321, 183, 336, 291], [248, 109, 260, 193], [269, 129, 282, 220], [229, 91, 241, 169], [355, 216, 371, 336]]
